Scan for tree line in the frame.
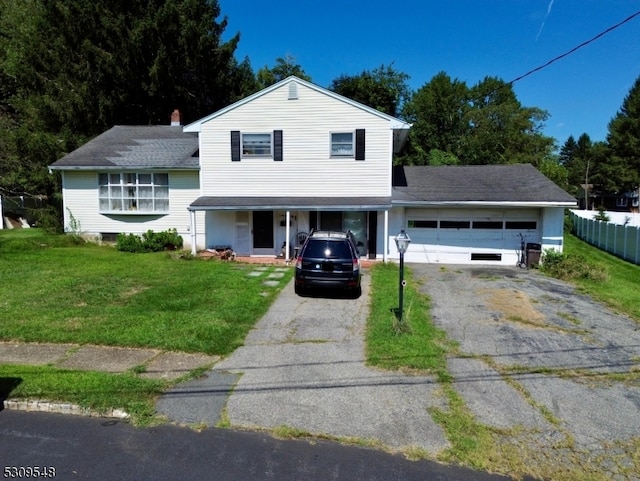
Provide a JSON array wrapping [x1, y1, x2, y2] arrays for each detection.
[[0, 0, 638, 204]]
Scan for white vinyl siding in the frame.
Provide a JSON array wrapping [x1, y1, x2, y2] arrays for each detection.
[[198, 82, 392, 198], [61, 170, 204, 248]]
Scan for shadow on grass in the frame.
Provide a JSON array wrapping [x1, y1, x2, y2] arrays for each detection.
[[0, 377, 22, 409]]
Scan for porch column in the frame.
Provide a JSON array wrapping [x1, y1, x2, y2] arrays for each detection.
[[285, 210, 291, 263], [190, 210, 197, 256], [383, 210, 389, 262]]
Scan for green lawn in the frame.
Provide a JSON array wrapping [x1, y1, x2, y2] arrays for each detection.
[[0, 229, 292, 355], [562, 233, 640, 322], [366, 262, 452, 380], [0, 228, 292, 423]]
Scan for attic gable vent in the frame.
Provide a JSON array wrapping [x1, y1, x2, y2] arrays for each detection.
[[288, 82, 298, 100]]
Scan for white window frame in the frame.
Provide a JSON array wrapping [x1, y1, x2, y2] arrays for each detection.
[[98, 172, 169, 214], [242, 132, 272, 157], [330, 131, 354, 157], [616, 197, 628, 207]]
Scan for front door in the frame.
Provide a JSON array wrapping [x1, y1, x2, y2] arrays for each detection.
[[252, 210, 274, 254], [235, 211, 251, 256]]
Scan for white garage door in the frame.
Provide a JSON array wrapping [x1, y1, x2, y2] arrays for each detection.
[[405, 208, 541, 265]]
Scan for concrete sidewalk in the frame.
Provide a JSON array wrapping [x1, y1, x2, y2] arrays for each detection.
[[0, 341, 217, 417]]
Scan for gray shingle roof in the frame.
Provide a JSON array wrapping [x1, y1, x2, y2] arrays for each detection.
[[393, 164, 576, 205], [49, 126, 199, 170]]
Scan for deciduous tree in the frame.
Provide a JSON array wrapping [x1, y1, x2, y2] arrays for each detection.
[[329, 64, 410, 118], [400, 71, 468, 164], [256, 54, 311, 89]]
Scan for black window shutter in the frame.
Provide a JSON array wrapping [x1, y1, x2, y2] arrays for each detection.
[[231, 131, 240, 161], [274, 130, 283, 161], [355, 129, 365, 160]]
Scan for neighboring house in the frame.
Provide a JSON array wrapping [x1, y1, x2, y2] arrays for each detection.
[[50, 76, 576, 265], [576, 186, 639, 213]]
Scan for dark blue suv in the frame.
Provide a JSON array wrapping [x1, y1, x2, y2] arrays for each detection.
[[294, 231, 361, 296]]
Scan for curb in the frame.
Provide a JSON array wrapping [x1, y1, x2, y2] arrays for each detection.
[[2, 399, 129, 420]]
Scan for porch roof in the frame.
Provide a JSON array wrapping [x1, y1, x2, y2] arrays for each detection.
[[188, 196, 392, 211]]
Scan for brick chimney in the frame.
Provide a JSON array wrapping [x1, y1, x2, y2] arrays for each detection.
[[170, 109, 182, 126]]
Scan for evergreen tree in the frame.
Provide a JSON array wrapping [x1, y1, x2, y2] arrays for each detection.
[[0, 0, 247, 196], [558, 135, 577, 166], [606, 74, 640, 193], [561, 133, 594, 196]]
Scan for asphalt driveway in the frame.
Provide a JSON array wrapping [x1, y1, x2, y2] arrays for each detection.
[[159, 263, 640, 478], [410, 264, 640, 476]]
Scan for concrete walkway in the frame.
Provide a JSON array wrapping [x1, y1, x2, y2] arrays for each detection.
[[0, 341, 217, 417]]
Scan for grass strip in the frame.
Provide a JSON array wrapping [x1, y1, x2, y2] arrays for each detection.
[[366, 263, 452, 380], [0, 364, 167, 426]]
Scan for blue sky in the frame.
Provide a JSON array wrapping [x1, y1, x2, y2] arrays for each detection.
[[219, 0, 640, 148]]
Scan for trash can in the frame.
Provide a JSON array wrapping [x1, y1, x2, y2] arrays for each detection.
[[526, 243, 542, 268]]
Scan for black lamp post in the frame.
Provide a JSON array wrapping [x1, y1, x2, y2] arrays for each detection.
[[394, 229, 411, 324]]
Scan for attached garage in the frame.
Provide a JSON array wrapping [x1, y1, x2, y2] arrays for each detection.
[[389, 164, 576, 265], [405, 207, 540, 264]]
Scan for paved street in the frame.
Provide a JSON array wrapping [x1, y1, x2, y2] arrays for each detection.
[[0, 410, 517, 481]]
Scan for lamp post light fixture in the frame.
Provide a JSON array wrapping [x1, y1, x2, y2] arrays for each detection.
[[394, 229, 411, 325]]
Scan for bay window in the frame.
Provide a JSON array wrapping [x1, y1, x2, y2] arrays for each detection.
[[98, 172, 169, 213]]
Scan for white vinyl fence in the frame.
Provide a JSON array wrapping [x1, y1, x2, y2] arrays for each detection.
[[570, 210, 640, 265]]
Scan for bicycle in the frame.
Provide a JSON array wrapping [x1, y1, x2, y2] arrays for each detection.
[[517, 233, 527, 268]]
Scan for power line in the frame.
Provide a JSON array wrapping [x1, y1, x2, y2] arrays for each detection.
[[508, 9, 640, 86]]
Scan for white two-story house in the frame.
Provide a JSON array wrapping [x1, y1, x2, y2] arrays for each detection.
[[50, 76, 575, 265]]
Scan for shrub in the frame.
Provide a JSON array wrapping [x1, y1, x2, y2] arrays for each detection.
[[116, 229, 183, 253], [116, 233, 145, 252], [593, 208, 610, 222], [540, 248, 608, 282], [29, 206, 63, 234]]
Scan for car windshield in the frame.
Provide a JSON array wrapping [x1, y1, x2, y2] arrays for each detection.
[[303, 240, 352, 259]]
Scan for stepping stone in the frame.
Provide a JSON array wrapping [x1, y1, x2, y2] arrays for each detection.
[[262, 280, 280, 287]]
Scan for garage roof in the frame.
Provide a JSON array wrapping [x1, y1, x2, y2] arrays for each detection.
[[392, 164, 576, 206]]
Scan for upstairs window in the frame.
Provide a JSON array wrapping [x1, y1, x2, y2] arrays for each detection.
[[330, 129, 365, 160], [98, 172, 169, 213], [242, 133, 272, 156], [231, 130, 282, 161], [331, 132, 354, 157]]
